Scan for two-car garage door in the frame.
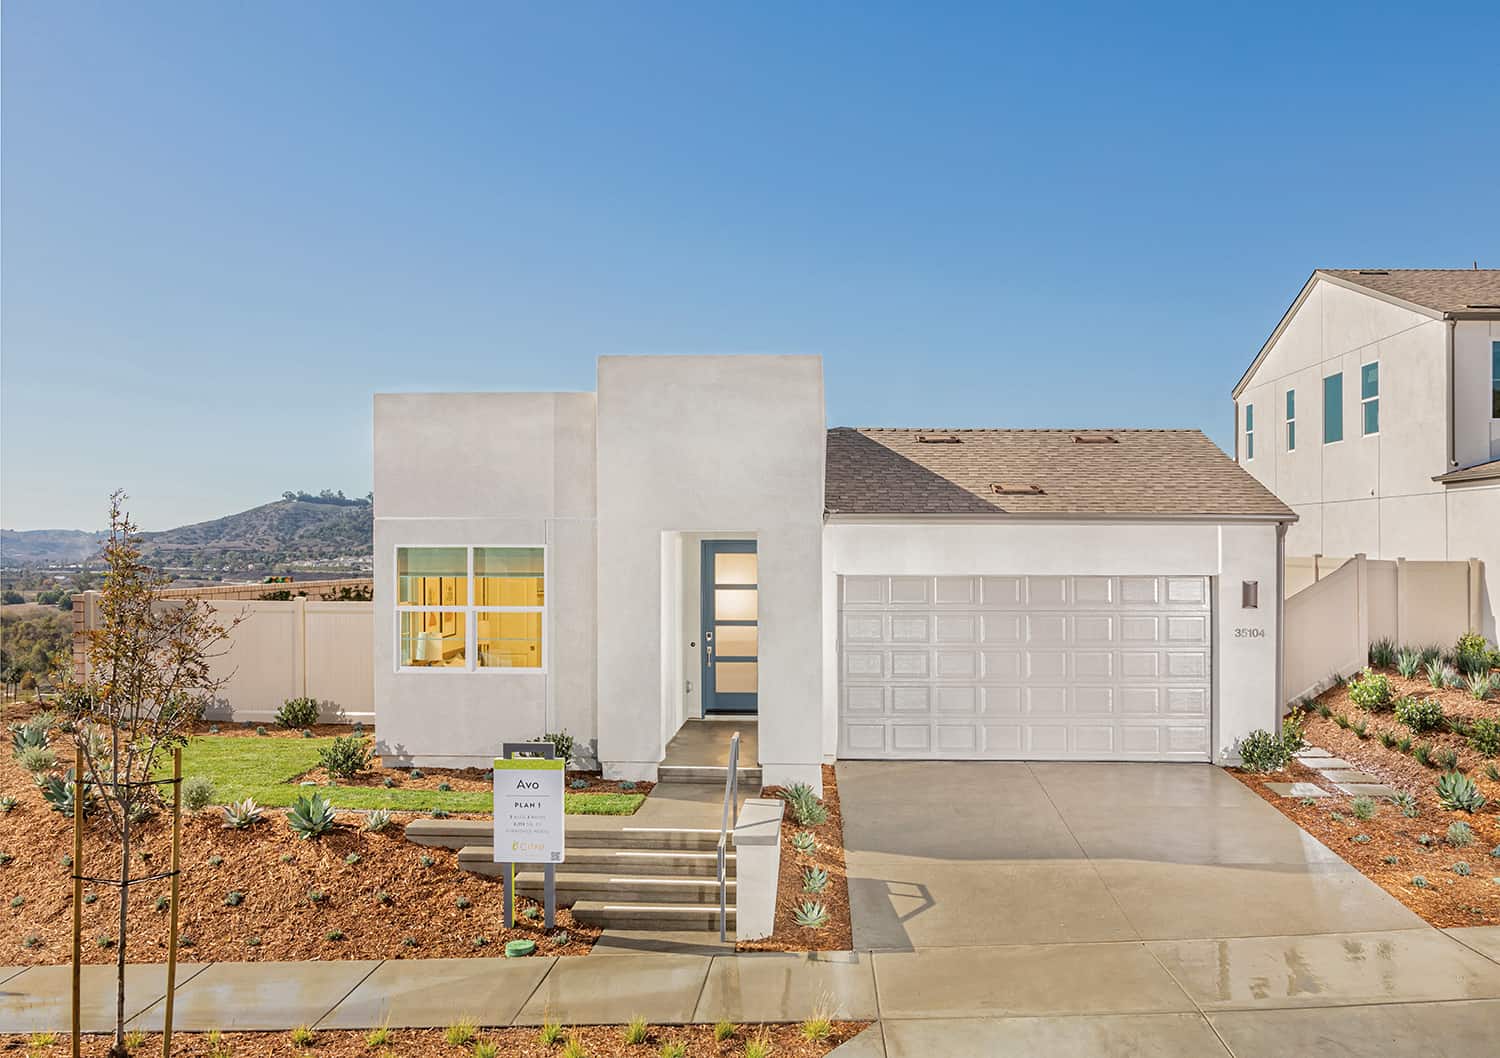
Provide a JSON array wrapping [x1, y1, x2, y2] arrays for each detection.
[[838, 574, 1213, 761]]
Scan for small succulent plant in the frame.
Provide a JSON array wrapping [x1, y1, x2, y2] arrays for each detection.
[[1351, 833, 1371, 844], [793, 900, 830, 928], [1446, 821, 1476, 848], [570, 778, 589, 790], [345, 853, 361, 865], [436, 781, 452, 792], [802, 866, 829, 892], [1387, 792, 1419, 818], [1350, 797, 1376, 820], [0, 794, 17, 812], [207, 854, 223, 867], [409, 768, 425, 779], [455, 896, 472, 909], [383, 777, 396, 788], [419, 853, 435, 867], [791, 830, 816, 853], [363, 808, 392, 833], [325, 929, 345, 941], [431, 808, 450, 819], [222, 798, 264, 829], [779, 783, 828, 826], [376, 891, 393, 906], [224, 891, 244, 907], [1411, 875, 1428, 889], [620, 780, 637, 791], [1453, 861, 1472, 876], [1382, 855, 1400, 865]]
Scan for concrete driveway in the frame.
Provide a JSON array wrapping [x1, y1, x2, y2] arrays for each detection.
[[837, 760, 1500, 1057]]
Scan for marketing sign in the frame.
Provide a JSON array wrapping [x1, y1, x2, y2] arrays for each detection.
[[493, 757, 565, 864]]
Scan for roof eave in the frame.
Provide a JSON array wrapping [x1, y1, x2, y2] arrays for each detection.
[[824, 510, 1298, 525]]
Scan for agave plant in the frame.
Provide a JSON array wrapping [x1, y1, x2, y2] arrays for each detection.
[[793, 900, 830, 929], [1386, 792, 1419, 818], [1395, 649, 1422, 679], [801, 866, 829, 893], [286, 792, 337, 839], [1436, 772, 1486, 813], [1467, 672, 1496, 701], [40, 771, 97, 818], [221, 798, 265, 830], [778, 783, 828, 826], [362, 808, 392, 833], [9, 719, 49, 755], [1424, 658, 1447, 688], [790, 830, 817, 854]]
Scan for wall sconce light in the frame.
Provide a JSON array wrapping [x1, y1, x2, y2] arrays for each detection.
[[1242, 580, 1259, 608]]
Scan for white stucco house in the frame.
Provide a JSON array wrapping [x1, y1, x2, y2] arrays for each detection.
[[1232, 269, 1500, 641], [373, 355, 1294, 787]]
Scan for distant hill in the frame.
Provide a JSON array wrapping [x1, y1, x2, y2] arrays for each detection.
[[138, 498, 373, 570], [2, 497, 373, 572], [1, 529, 107, 565]]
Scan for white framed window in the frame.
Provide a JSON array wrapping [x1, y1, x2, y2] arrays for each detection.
[[395, 546, 545, 672], [1361, 362, 1380, 435], [1244, 403, 1255, 460], [1285, 389, 1296, 451]]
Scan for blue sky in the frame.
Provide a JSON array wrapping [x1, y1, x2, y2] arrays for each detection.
[[4, 1, 1498, 530]]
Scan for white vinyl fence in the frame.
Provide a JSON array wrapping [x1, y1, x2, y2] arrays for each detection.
[[1284, 554, 1486, 703], [75, 593, 373, 722]]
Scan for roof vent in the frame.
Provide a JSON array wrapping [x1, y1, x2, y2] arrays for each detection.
[[916, 433, 961, 444], [1357, 270, 1390, 275], [1465, 303, 1500, 309], [1071, 433, 1118, 444], [991, 483, 1045, 496]]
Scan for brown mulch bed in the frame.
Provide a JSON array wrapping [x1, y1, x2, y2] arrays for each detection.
[[2, 1023, 871, 1056], [1232, 665, 1499, 928], [738, 764, 852, 952], [0, 747, 600, 964]]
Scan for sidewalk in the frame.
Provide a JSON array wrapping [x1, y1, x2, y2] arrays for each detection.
[[6, 926, 1500, 1056]]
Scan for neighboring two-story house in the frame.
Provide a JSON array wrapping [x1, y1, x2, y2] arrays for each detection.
[[1232, 269, 1500, 641]]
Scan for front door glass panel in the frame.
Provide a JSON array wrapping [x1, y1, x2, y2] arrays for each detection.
[[702, 540, 758, 714]]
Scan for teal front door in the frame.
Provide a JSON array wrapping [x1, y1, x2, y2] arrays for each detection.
[[701, 540, 758, 715]]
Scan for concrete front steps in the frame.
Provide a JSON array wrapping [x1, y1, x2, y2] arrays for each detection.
[[404, 817, 736, 932], [657, 764, 762, 786]]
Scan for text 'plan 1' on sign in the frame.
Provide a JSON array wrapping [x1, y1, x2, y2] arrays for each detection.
[[493, 757, 565, 864]]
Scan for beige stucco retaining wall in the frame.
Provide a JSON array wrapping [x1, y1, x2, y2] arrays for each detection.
[[1284, 554, 1485, 702]]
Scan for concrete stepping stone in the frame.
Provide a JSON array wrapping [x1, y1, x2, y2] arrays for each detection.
[[1318, 769, 1380, 784], [1266, 782, 1330, 798], [1295, 748, 1334, 759], [1300, 756, 1355, 770], [1336, 783, 1400, 798]]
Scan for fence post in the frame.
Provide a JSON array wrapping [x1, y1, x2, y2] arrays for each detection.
[[1354, 554, 1369, 669], [1395, 557, 1408, 646], [293, 595, 308, 701], [1469, 558, 1483, 634]]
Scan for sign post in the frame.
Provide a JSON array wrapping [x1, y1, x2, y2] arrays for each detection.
[[494, 742, 565, 930]]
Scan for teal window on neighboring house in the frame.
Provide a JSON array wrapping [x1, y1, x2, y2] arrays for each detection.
[[1285, 389, 1296, 451], [1323, 372, 1343, 443], [1244, 403, 1254, 459], [1361, 362, 1380, 435], [1492, 341, 1500, 419]]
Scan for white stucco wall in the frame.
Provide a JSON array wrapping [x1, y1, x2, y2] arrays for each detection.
[[1235, 280, 1497, 642], [372, 392, 598, 767], [822, 519, 1285, 764], [595, 356, 825, 787], [1454, 320, 1500, 467]]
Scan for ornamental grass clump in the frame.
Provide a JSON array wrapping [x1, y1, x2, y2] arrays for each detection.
[[1395, 649, 1423, 679], [1446, 821, 1476, 848], [1368, 638, 1397, 669]]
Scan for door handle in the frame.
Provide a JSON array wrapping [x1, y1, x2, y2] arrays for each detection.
[[705, 643, 714, 668]]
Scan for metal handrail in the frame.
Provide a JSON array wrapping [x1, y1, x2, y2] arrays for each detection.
[[717, 731, 741, 943]]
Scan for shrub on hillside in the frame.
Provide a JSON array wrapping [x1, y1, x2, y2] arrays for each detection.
[[1393, 695, 1444, 733], [317, 735, 372, 779], [1348, 669, 1393, 711]]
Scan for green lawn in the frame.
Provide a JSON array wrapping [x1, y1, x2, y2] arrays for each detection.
[[170, 735, 644, 815]]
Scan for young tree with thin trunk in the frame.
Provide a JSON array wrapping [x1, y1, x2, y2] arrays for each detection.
[[56, 492, 238, 1058]]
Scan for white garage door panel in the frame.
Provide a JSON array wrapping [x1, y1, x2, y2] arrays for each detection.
[[838, 574, 1212, 761]]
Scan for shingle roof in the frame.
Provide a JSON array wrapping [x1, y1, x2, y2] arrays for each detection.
[[825, 428, 1295, 519], [1320, 269, 1500, 316], [1434, 458, 1500, 486]]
